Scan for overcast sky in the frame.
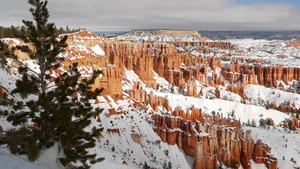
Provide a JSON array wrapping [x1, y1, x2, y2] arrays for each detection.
[[1, 0, 300, 31]]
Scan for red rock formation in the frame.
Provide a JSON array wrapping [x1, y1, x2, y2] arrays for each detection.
[[288, 39, 300, 47], [153, 111, 276, 169], [199, 87, 204, 97], [132, 134, 142, 145], [187, 80, 197, 97], [65, 30, 105, 46], [215, 87, 221, 99], [133, 56, 156, 87], [253, 139, 266, 163], [93, 65, 123, 95], [266, 118, 275, 126], [106, 129, 121, 136], [129, 85, 171, 112]]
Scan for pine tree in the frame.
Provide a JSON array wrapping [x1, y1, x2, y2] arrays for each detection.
[[0, 41, 8, 65], [143, 162, 151, 169], [0, 0, 104, 168], [259, 118, 266, 129], [251, 119, 257, 127]]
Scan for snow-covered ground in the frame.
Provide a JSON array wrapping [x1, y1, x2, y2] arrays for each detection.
[[115, 30, 204, 43], [244, 126, 300, 169], [93, 102, 194, 169], [245, 84, 300, 109], [226, 39, 300, 67], [0, 147, 49, 169]]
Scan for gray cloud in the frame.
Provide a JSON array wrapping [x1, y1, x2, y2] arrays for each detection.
[[0, 0, 300, 31]]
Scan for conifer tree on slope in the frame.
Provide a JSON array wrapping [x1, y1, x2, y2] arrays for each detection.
[[0, 0, 104, 168]]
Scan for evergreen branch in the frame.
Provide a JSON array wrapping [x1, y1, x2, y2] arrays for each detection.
[[14, 58, 39, 76]]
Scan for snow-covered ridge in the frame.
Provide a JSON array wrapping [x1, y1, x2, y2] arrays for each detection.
[[61, 45, 106, 61], [223, 39, 300, 67], [115, 30, 206, 43]]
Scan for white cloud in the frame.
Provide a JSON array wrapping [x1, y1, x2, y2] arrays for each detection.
[[0, 0, 300, 31]]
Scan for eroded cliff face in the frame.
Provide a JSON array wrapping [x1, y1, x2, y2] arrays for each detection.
[[128, 81, 277, 168], [222, 59, 300, 88], [6, 30, 300, 99], [7, 29, 300, 168], [6, 30, 299, 129], [63, 31, 124, 96], [62, 30, 300, 100], [287, 39, 300, 47], [153, 112, 277, 169]]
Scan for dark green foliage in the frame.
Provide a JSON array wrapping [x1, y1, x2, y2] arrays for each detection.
[[168, 161, 172, 169], [265, 101, 271, 110], [0, 127, 40, 162], [163, 161, 172, 169], [0, 41, 8, 65], [156, 84, 159, 91], [245, 119, 251, 126], [259, 118, 266, 129], [171, 85, 174, 93], [143, 162, 151, 169], [230, 159, 239, 169], [0, 25, 81, 38], [0, 0, 104, 168], [288, 120, 295, 131], [251, 119, 257, 127], [218, 162, 223, 169], [0, 126, 3, 144], [163, 150, 169, 156]]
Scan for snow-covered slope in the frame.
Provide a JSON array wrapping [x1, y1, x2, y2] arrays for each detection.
[[0, 147, 48, 169], [244, 126, 300, 169]]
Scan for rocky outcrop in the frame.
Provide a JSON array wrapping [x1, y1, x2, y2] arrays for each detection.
[[59, 31, 123, 96], [65, 30, 105, 46], [92, 65, 123, 95], [288, 39, 300, 47], [129, 82, 171, 112], [153, 111, 277, 169], [133, 56, 156, 87], [187, 80, 197, 97], [132, 134, 142, 145], [101, 42, 181, 87], [222, 59, 300, 89]]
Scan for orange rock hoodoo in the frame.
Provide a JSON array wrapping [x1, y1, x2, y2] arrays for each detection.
[[287, 39, 300, 47], [63, 31, 299, 100], [62, 31, 124, 96], [127, 82, 277, 169], [222, 59, 300, 88], [129, 82, 171, 112], [153, 112, 277, 169]]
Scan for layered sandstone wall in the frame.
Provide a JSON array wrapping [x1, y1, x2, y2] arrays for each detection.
[[153, 113, 277, 169], [93, 65, 123, 95], [129, 82, 171, 112], [222, 59, 300, 88]]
